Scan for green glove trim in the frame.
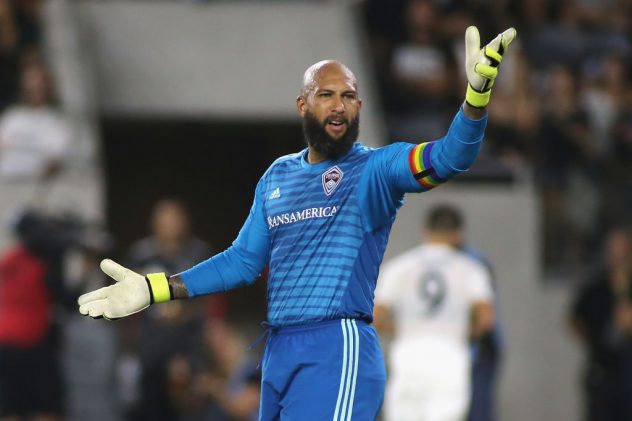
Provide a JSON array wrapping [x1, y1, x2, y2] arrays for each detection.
[[484, 46, 503, 66], [466, 84, 491, 108], [474, 63, 498, 80], [146, 273, 173, 304]]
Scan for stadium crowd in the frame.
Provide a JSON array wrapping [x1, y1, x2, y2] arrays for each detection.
[[0, 0, 630, 420], [364, 0, 632, 277]]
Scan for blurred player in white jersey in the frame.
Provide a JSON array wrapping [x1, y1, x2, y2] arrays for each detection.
[[374, 204, 494, 421]]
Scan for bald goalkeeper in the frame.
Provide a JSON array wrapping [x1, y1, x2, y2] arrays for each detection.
[[79, 27, 516, 420]]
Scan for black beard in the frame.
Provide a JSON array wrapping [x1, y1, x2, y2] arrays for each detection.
[[302, 112, 359, 160]]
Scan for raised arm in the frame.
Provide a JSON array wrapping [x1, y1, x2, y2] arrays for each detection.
[[359, 27, 516, 231], [404, 27, 516, 190]]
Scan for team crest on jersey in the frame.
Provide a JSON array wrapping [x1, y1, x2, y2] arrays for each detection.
[[322, 166, 344, 196]]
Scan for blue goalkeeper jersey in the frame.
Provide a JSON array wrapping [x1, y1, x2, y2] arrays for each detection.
[[181, 108, 486, 327]]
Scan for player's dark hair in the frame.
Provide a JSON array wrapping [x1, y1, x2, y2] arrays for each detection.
[[425, 204, 464, 232]]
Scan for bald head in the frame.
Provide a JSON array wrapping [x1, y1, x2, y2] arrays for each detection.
[[296, 60, 362, 162], [301, 60, 357, 97]]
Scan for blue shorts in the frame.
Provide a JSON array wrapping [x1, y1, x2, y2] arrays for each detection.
[[259, 318, 386, 421]]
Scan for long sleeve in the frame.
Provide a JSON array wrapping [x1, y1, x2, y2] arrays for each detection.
[[179, 179, 271, 297]]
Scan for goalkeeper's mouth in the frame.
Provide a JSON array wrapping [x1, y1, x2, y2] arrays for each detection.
[[326, 117, 347, 137]]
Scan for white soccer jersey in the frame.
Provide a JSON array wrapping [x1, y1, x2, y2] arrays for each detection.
[[376, 243, 492, 348], [376, 243, 493, 421]]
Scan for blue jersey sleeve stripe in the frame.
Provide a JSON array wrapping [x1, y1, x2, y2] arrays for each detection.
[[271, 239, 363, 255], [273, 256, 356, 271], [269, 218, 363, 233], [268, 284, 341, 293], [268, 273, 349, 282], [275, 314, 334, 324], [269, 291, 344, 304], [269, 302, 340, 312], [269, 302, 343, 312], [270, 252, 358, 267], [272, 263, 354, 276]]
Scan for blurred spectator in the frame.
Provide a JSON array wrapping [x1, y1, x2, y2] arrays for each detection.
[[606, 103, 632, 226], [582, 53, 632, 157], [187, 320, 261, 421], [460, 246, 504, 421], [124, 198, 218, 421], [484, 49, 539, 169], [0, 62, 70, 180], [0, 209, 96, 420], [63, 230, 121, 421], [536, 65, 601, 272], [519, 0, 584, 67], [568, 227, 632, 421], [374, 205, 494, 421], [439, 0, 514, 41], [383, 0, 459, 140], [0, 0, 19, 111], [127, 199, 212, 277], [0, 0, 43, 111]]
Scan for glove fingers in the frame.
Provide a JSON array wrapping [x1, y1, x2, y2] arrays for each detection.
[[475, 63, 499, 80], [100, 259, 130, 283], [465, 26, 480, 58], [77, 285, 111, 306], [500, 27, 517, 50], [486, 27, 517, 56], [486, 33, 503, 54], [80, 299, 109, 318]]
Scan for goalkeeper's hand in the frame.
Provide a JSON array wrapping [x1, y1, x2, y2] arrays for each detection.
[[78, 259, 172, 320], [465, 26, 517, 109]]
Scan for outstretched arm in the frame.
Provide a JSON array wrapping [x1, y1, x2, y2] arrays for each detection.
[[78, 180, 271, 320]]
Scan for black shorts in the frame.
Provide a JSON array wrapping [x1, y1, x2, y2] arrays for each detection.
[[0, 330, 64, 417]]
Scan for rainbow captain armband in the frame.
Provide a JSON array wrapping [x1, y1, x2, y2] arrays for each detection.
[[408, 142, 447, 191], [145, 273, 174, 304]]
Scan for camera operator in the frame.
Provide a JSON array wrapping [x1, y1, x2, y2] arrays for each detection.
[[0, 209, 108, 420]]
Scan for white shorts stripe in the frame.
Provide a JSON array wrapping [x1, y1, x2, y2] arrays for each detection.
[[333, 319, 349, 421], [340, 319, 358, 421], [346, 320, 360, 420], [340, 319, 354, 421]]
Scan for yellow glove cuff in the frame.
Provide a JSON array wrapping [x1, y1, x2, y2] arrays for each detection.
[[466, 84, 491, 108], [146, 273, 173, 304]]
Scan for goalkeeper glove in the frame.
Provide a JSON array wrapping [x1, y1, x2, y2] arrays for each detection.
[[78, 259, 173, 320], [465, 26, 517, 108]]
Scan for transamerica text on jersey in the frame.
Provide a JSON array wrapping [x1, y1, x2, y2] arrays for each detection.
[[267, 205, 339, 229]]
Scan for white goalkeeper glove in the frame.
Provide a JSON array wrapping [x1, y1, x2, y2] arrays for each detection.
[[78, 259, 173, 320], [465, 26, 517, 108]]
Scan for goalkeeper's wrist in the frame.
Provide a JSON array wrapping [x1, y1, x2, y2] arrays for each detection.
[[465, 84, 491, 108], [145, 273, 174, 304]]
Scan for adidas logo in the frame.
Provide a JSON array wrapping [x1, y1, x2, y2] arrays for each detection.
[[268, 187, 281, 200]]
